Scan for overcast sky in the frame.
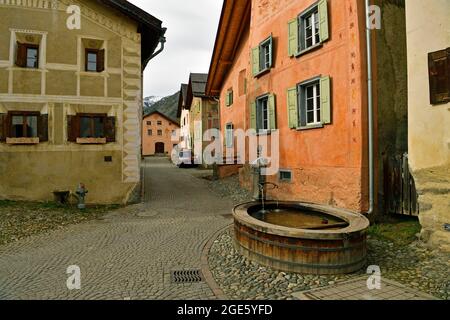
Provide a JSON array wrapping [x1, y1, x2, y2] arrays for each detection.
[[128, 0, 222, 98]]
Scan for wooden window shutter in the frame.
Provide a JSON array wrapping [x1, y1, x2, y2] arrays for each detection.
[[318, 0, 329, 42], [288, 19, 299, 57], [37, 114, 49, 142], [16, 42, 27, 67], [105, 116, 116, 142], [97, 49, 105, 72], [320, 76, 332, 124], [287, 87, 299, 129], [0, 114, 6, 142], [250, 101, 257, 130], [268, 94, 277, 130], [428, 48, 450, 105], [229, 90, 233, 105], [225, 91, 230, 106], [252, 47, 260, 76], [67, 115, 79, 142]]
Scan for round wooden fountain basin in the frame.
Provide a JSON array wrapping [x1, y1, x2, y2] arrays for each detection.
[[233, 201, 370, 275]]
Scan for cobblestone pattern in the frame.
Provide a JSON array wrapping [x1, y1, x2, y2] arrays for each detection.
[[208, 229, 450, 300], [0, 157, 234, 300]]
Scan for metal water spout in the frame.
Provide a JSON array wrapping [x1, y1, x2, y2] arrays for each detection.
[[251, 157, 270, 201]]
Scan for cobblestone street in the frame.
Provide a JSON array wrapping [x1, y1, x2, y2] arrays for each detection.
[[0, 157, 234, 300]]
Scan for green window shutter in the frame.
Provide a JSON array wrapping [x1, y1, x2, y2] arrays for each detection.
[[288, 18, 299, 57], [320, 76, 331, 124], [268, 94, 277, 130], [287, 87, 299, 129], [225, 92, 230, 106], [250, 101, 257, 130], [252, 46, 260, 76], [318, 0, 329, 42]]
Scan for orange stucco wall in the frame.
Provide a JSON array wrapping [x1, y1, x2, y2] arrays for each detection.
[[142, 113, 180, 156], [220, 0, 369, 213]]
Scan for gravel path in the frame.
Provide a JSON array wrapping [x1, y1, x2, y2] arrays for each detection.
[[208, 228, 450, 300]]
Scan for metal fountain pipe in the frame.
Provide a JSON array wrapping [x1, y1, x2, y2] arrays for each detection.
[[365, 0, 374, 215]]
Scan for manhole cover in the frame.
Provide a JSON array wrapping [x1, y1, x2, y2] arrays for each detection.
[[171, 270, 203, 284]]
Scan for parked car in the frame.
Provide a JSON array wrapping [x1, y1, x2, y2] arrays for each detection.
[[176, 149, 198, 168]]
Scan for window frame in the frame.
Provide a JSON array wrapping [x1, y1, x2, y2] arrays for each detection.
[[256, 94, 271, 132], [157, 129, 163, 136], [259, 37, 273, 72], [157, 120, 163, 126], [225, 123, 234, 148], [298, 3, 321, 54], [253, 35, 274, 77], [297, 77, 323, 128], [85, 49, 99, 72], [78, 113, 108, 139], [148, 129, 153, 136], [8, 111, 40, 138], [25, 44, 39, 69], [279, 170, 293, 183]]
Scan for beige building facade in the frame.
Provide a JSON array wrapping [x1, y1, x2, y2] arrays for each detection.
[[406, 0, 450, 251], [0, 0, 165, 204]]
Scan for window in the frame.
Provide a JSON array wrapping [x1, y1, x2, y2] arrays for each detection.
[[304, 81, 321, 125], [250, 94, 276, 132], [260, 38, 272, 71], [303, 10, 320, 50], [80, 115, 105, 138], [0, 112, 48, 143], [428, 48, 450, 105], [85, 49, 105, 72], [16, 43, 39, 69], [148, 129, 153, 136], [157, 121, 162, 126], [286, 76, 331, 129], [11, 113, 38, 137], [171, 130, 176, 137], [288, 0, 329, 57], [147, 121, 152, 126], [226, 89, 234, 107], [252, 35, 273, 77], [225, 123, 234, 148], [157, 130, 162, 136], [257, 96, 269, 130], [279, 170, 293, 182], [67, 114, 115, 142]]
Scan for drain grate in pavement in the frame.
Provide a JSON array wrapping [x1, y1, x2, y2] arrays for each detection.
[[171, 270, 203, 284]]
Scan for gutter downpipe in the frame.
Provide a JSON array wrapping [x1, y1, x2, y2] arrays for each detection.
[[145, 27, 167, 66], [365, 0, 374, 215]]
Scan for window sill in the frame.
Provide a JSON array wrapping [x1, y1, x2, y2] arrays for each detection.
[[6, 137, 40, 145], [297, 123, 324, 131], [254, 130, 275, 136], [254, 67, 271, 78], [76, 137, 107, 144], [294, 43, 323, 58], [78, 71, 108, 77], [8, 67, 47, 73]]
